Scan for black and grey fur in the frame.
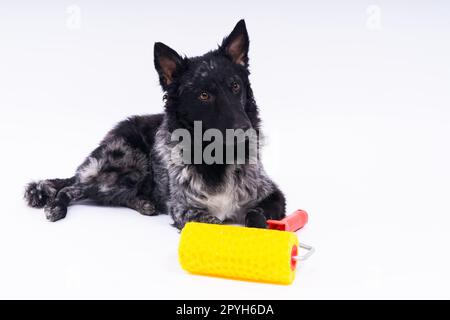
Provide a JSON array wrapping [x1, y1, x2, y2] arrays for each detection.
[[24, 20, 286, 229]]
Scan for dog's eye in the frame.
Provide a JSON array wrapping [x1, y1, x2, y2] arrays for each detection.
[[232, 82, 240, 93], [199, 92, 210, 101]]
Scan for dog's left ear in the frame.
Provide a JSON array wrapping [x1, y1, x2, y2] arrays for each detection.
[[220, 19, 249, 67]]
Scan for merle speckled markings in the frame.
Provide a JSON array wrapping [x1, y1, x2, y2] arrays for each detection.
[[24, 20, 286, 229]]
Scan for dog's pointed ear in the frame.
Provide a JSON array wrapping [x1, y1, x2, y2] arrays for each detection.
[[220, 19, 249, 67], [154, 42, 184, 89]]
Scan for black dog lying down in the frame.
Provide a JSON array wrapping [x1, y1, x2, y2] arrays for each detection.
[[24, 20, 286, 229]]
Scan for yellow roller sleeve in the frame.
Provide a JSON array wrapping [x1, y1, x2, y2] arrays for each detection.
[[178, 222, 299, 285]]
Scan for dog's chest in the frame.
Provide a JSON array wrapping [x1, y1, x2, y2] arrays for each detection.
[[200, 182, 241, 221], [187, 167, 258, 221]]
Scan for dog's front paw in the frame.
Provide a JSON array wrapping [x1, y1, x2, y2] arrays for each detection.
[[202, 215, 222, 225], [44, 205, 67, 222], [185, 209, 222, 225], [245, 207, 267, 228], [184, 208, 204, 220], [172, 209, 222, 230]]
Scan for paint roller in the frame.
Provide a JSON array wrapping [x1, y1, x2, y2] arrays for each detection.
[[178, 210, 314, 285]]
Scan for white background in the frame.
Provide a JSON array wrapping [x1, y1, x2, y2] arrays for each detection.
[[1, 1, 449, 299]]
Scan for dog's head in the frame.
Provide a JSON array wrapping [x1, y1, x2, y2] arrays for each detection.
[[154, 20, 259, 135]]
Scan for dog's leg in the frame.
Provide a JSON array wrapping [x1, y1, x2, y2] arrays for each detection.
[[125, 197, 156, 216], [170, 205, 222, 230], [24, 177, 76, 208], [44, 184, 86, 222], [245, 188, 286, 228]]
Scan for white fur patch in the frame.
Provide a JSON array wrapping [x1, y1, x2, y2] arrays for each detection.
[[78, 157, 104, 183], [190, 169, 242, 221], [201, 188, 240, 221], [99, 184, 111, 193]]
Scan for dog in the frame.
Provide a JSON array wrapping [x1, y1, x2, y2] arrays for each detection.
[[24, 20, 286, 229]]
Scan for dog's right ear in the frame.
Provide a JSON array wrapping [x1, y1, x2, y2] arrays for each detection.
[[154, 42, 184, 90]]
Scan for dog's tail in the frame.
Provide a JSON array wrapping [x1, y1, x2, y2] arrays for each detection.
[[24, 177, 76, 208]]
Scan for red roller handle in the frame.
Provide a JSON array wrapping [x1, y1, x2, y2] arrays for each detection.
[[267, 209, 309, 232]]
